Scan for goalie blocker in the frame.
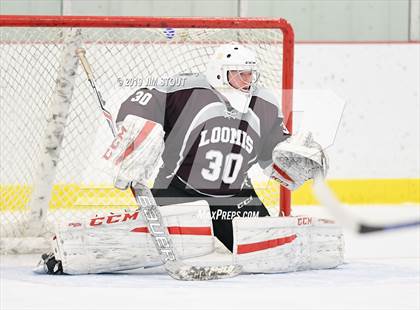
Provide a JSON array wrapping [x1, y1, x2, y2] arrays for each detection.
[[35, 200, 343, 275]]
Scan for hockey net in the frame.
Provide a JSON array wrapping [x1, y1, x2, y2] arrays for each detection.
[[0, 16, 294, 254]]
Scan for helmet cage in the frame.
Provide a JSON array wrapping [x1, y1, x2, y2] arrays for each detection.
[[223, 66, 260, 93]]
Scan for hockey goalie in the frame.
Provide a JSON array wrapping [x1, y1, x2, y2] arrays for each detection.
[[36, 43, 343, 275]]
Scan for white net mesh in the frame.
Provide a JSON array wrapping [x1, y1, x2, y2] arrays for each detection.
[[0, 24, 289, 253]]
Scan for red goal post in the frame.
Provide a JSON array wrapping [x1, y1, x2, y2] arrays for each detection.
[[0, 15, 293, 252]]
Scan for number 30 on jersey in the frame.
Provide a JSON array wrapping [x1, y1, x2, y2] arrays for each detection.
[[131, 90, 152, 105], [201, 150, 243, 184]]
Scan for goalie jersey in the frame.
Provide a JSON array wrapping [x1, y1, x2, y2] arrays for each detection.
[[116, 73, 288, 197]]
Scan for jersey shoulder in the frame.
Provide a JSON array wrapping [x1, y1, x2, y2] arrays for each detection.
[[252, 88, 282, 117], [154, 73, 224, 126]]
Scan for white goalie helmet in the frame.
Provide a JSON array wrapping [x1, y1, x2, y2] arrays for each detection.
[[205, 43, 259, 113]]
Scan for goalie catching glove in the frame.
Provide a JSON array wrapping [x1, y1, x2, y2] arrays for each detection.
[[104, 115, 165, 190], [266, 131, 328, 190]]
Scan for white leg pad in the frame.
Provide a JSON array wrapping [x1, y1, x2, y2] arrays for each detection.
[[52, 200, 214, 274], [232, 216, 344, 273]]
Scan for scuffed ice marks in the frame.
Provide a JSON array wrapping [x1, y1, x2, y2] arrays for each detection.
[[166, 262, 242, 281]]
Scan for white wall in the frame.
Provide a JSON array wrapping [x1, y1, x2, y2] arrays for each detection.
[[294, 43, 420, 178]]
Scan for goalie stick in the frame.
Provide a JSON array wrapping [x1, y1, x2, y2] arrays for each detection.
[[312, 174, 420, 234], [76, 48, 241, 280]]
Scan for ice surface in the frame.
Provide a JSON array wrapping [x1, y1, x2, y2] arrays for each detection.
[[1, 205, 419, 310]]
